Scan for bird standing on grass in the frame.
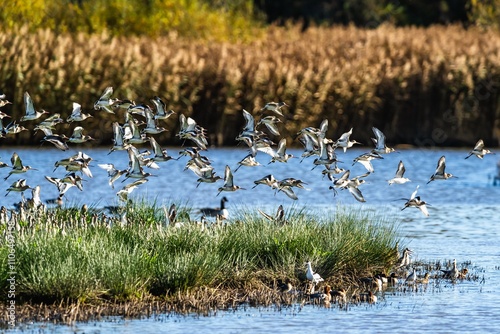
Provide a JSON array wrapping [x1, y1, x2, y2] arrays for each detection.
[[306, 262, 324, 284]]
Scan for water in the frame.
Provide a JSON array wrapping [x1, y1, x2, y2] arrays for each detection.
[[2, 146, 500, 333]]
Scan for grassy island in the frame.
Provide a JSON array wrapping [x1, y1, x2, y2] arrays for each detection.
[[0, 202, 401, 324]]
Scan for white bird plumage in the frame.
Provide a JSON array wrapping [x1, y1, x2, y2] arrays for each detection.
[[306, 261, 324, 284]]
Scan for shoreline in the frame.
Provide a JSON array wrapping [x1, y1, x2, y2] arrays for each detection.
[[0, 261, 477, 328]]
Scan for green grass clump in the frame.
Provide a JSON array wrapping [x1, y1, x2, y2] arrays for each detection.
[[0, 203, 400, 304]]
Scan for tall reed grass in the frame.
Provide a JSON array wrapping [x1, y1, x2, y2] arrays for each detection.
[[0, 203, 400, 304], [0, 25, 498, 147]]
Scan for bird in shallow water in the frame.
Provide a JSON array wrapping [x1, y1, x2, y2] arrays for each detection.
[[441, 259, 459, 279], [465, 139, 494, 159], [395, 247, 413, 268], [309, 285, 332, 306], [405, 267, 417, 284], [354, 291, 377, 304], [427, 155, 456, 183], [458, 268, 468, 280], [416, 272, 430, 284]]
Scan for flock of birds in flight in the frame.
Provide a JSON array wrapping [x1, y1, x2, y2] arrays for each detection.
[[0, 87, 496, 218]]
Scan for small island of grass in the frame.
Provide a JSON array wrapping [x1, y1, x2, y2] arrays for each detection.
[[1, 201, 403, 325]]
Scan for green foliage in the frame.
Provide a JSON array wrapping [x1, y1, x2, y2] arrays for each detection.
[[0, 203, 401, 303], [0, 0, 262, 41], [467, 0, 500, 29]]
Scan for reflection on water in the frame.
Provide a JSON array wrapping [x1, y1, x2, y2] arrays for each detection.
[[2, 148, 500, 333]]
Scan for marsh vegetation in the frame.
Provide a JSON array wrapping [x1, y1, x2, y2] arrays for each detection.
[[0, 203, 400, 321], [1, 25, 499, 148]]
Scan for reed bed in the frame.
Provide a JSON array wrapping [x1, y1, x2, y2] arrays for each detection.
[[0, 25, 499, 147]]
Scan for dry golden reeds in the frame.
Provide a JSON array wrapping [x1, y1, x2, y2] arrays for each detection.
[[0, 24, 499, 147]]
